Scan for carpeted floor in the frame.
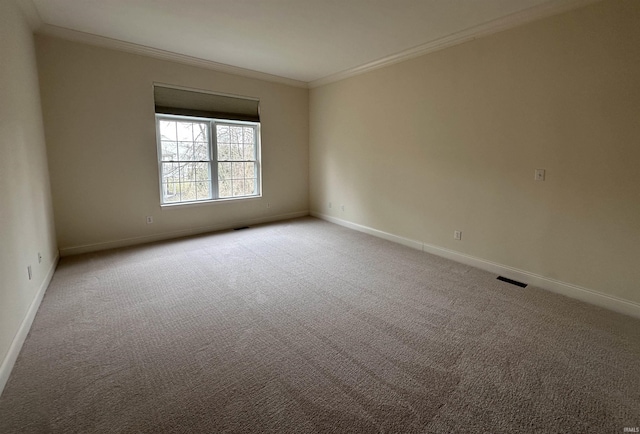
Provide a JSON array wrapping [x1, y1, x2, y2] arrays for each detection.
[[1, 217, 639, 433]]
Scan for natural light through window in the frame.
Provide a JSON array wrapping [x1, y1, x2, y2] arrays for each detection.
[[157, 115, 260, 205]]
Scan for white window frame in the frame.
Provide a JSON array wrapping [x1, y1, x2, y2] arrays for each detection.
[[155, 114, 261, 206]]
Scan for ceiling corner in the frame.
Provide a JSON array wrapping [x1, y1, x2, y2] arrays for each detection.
[[15, 0, 43, 31], [308, 0, 604, 89], [36, 24, 310, 89]]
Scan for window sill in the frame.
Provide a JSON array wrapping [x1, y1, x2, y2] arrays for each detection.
[[160, 194, 263, 209]]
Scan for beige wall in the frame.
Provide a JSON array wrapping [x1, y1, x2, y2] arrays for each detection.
[[310, 0, 640, 305], [0, 0, 57, 371], [36, 36, 309, 254]]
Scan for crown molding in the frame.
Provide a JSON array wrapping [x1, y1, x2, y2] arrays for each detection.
[[36, 24, 308, 89], [14, 0, 43, 31], [309, 0, 602, 88], [33, 0, 601, 90]]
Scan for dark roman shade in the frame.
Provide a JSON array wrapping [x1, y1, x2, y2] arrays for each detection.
[[154, 85, 260, 122]]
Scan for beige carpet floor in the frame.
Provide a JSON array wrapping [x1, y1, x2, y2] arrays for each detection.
[[0, 217, 639, 433]]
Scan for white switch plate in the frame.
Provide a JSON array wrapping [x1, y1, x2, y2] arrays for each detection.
[[535, 169, 545, 181], [454, 230, 462, 240]]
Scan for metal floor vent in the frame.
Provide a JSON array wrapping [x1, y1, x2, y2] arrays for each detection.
[[233, 226, 250, 231], [497, 276, 527, 288]]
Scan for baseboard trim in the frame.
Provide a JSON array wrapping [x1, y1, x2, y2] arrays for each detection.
[[0, 252, 60, 397], [312, 212, 423, 251], [60, 211, 310, 256], [311, 212, 640, 319]]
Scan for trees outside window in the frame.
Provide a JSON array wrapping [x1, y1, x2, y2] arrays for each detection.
[[157, 115, 260, 205]]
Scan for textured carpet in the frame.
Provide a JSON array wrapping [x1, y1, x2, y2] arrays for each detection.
[[1, 217, 639, 433]]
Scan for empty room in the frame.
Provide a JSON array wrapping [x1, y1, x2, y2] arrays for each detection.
[[1, 0, 639, 432]]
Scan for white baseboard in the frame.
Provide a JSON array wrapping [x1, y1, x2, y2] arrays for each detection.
[[311, 212, 640, 319], [313, 212, 423, 251], [60, 211, 310, 256], [0, 252, 60, 397]]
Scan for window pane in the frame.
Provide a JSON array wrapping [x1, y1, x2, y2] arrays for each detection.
[[230, 144, 242, 161], [163, 183, 180, 203], [159, 121, 177, 141], [245, 179, 256, 195], [180, 162, 196, 182], [193, 124, 208, 142], [177, 122, 193, 141], [218, 162, 231, 180], [232, 179, 245, 197], [161, 141, 177, 161], [243, 144, 255, 160], [162, 162, 180, 182], [244, 162, 255, 178], [219, 179, 231, 198], [178, 142, 194, 161], [229, 126, 243, 144], [180, 182, 196, 201], [232, 162, 244, 179], [218, 144, 230, 161], [243, 127, 254, 144], [195, 162, 210, 181], [194, 142, 209, 161], [196, 182, 211, 200], [217, 125, 230, 144]]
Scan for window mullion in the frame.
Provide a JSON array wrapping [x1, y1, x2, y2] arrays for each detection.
[[210, 120, 218, 200]]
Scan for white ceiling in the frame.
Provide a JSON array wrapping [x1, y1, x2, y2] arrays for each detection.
[[30, 0, 595, 85]]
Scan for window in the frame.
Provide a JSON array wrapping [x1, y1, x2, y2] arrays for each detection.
[[153, 84, 261, 206], [157, 116, 260, 205]]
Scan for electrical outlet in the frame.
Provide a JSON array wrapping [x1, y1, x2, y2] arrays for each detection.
[[38, 252, 42, 263], [146, 216, 153, 224], [328, 202, 332, 209], [27, 265, 32, 280], [267, 202, 270, 208], [454, 230, 462, 240], [534, 169, 545, 181], [341, 205, 345, 212]]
